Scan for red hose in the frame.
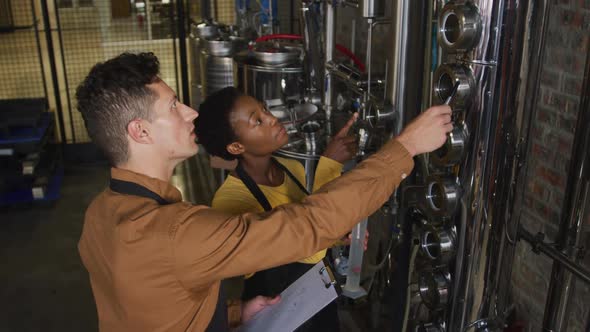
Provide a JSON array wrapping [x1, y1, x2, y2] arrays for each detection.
[[253, 34, 366, 72], [254, 34, 303, 43], [334, 44, 366, 72]]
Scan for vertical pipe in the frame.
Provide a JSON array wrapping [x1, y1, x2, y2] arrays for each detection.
[[351, 19, 356, 55], [176, 0, 190, 106], [542, 31, 590, 332], [300, 1, 324, 102], [290, 0, 295, 33], [386, 0, 411, 134], [40, 0, 67, 144], [32, 0, 49, 104], [200, 0, 211, 21], [269, 0, 274, 34], [146, 0, 153, 40], [213, 0, 219, 22], [323, 0, 334, 134], [365, 17, 373, 112]]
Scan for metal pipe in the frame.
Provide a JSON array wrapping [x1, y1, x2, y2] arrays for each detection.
[[41, 0, 67, 144], [363, 19, 390, 110], [200, 0, 211, 20], [542, 28, 590, 332], [386, 0, 408, 134], [325, 63, 365, 96], [324, 0, 335, 134], [176, 0, 190, 106], [364, 17, 373, 119], [519, 226, 590, 285], [32, 0, 49, 108], [300, 1, 323, 100], [269, 0, 273, 34], [290, 0, 294, 34], [341, 0, 359, 9]]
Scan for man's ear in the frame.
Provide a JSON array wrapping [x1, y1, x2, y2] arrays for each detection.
[[226, 142, 245, 156], [127, 119, 152, 144]]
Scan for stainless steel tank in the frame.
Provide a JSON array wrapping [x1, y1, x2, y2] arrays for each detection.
[[189, 21, 222, 108], [240, 63, 305, 104], [191, 23, 246, 101], [237, 42, 305, 105], [200, 54, 236, 97]]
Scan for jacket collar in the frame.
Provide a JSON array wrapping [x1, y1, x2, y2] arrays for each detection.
[[110, 167, 183, 203]]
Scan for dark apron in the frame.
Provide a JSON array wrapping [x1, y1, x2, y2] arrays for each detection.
[[110, 179, 229, 332], [235, 159, 340, 332]]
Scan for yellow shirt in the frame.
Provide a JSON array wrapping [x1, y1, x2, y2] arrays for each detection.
[[212, 156, 343, 264]]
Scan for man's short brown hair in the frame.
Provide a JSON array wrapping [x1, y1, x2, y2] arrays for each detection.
[[76, 52, 160, 165]]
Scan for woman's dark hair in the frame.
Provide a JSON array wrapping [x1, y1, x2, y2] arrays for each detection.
[[195, 87, 244, 160], [76, 52, 160, 165]]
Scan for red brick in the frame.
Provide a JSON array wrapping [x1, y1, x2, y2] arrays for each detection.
[[557, 135, 574, 153], [527, 179, 552, 202], [557, 112, 577, 133], [569, 31, 589, 51], [536, 106, 557, 124], [540, 69, 561, 90], [537, 165, 566, 187], [531, 142, 555, 161], [563, 75, 583, 95], [553, 155, 571, 174]]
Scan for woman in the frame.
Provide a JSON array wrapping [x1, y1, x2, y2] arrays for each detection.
[[195, 87, 359, 331]]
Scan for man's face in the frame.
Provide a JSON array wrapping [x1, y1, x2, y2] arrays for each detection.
[[147, 80, 199, 162]]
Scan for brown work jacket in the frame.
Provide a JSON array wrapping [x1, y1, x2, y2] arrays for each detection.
[[78, 139, 413, 332]]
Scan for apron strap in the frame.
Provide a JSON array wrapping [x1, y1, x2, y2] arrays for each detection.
[[109, 179, 171, 205], [205, 284, 229, 332], [235, 158, 310, 212], [271, 157, 310, 196], [235, 161, 273, 212], [109, 178, 229, 331]]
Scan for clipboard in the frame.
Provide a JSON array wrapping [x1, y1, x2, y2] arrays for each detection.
[[239, 260, 340, 332]]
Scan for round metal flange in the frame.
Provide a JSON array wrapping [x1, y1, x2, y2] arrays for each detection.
[[417, 322, 446, 332], [425, 176, 461, 217], [438, 2, 482, 52], [431, 123, 468, 167], [433, 64, 475, 109], [418, 269, 451, 310], [420, 227, 457, 264]]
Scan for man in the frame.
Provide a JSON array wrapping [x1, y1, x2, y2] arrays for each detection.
[[76, 52, 452, 331]]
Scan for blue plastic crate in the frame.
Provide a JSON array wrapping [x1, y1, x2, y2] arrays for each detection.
[[0, 166, 63, 206], [0, 112, 53, 144]]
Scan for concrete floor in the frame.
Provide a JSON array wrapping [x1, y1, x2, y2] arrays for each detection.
[[0, 164, 108, 332]]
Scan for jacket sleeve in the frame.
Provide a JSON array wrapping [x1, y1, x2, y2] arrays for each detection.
[[171, 139, 413, 290]]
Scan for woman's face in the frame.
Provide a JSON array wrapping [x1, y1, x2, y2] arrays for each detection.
[[227, 95, 289, 158]]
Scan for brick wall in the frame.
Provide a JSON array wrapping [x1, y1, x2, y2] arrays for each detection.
[[510, 0, 590, 331]]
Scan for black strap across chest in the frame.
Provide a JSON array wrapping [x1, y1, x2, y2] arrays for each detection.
[[108, 177, 228, 331], [235, 158, 310, 212], [109, 178, 171, 205]]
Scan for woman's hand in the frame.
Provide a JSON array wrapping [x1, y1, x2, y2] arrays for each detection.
[[340, 230, 369, 251], [322, 113, 359, 163], [241, 295, 281, 323]]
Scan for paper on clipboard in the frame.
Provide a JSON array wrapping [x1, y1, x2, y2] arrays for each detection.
[[239, 261, 339, 332]]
